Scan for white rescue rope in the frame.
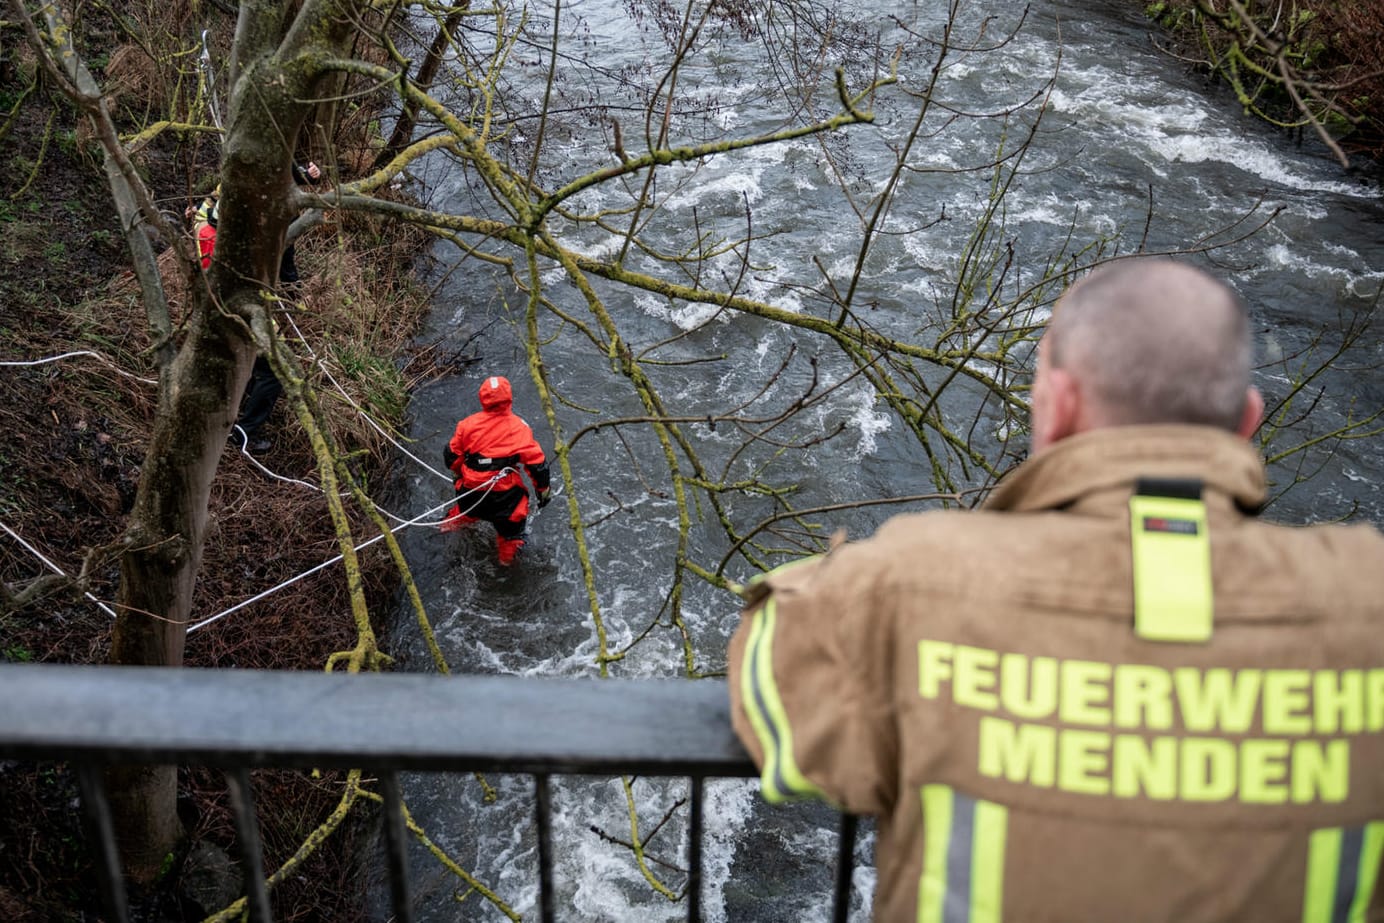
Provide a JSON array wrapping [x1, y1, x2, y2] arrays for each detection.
[[200, 30, 224, 133], [186, 494, 458, 635], [229, 423, 319, 489], [0, 350, 156, 384], [282, 313, 453, 484], [0, 521, 121, 621]]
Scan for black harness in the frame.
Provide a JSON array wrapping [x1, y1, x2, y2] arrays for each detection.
[[465, 452, 520, 472]]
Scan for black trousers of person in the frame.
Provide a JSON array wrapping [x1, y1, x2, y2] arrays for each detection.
[[279, 245, 300, 285], [238, 356, 283, 435], [456, 485, 528, 540], [236, 253, 297, 437], [228, 231, 317, 446]]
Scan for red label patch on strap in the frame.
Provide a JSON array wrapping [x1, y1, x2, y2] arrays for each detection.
[[1142, 516, 1199, 536]]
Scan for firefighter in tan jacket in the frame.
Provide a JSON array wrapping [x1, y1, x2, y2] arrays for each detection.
[[729, 258, 1384, 922]]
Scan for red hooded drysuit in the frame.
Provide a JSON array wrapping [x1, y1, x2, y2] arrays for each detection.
[[442, 376, 551, 565]]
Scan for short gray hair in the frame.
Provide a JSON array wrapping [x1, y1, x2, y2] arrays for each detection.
[[1047, 259, 1253, 431]]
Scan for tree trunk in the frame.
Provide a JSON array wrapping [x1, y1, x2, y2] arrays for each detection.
[[104, 292, 255, 880]]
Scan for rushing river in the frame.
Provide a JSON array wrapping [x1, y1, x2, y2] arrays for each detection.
[[377, 0, 1384, 919]]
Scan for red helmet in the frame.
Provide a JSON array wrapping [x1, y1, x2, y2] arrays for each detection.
[[478, 375, 512, 409]]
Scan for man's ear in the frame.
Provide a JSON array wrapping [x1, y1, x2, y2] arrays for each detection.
[[1236, 386, 1264, 440], [1047, 368, 1082, 445], [1032, 366, 1082, 453]]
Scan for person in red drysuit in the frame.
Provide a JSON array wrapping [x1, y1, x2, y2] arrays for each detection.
[[442, 375, 551, 566], [195, 199, 218, 270]]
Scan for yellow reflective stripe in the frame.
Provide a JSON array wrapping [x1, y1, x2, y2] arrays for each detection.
[[738, 607, 778, 790], [1129, 494, 1213, 642], [971, 799, 1007, 923], [918, 785, 1007, 923], [1348, 822, 1384, 922], [740, 598, 822, 802], [1304, 826, 1346, 923], [1303, 827, 1341, 923], [918, 785, 954, 923], [1303, 823, 1384, 923]]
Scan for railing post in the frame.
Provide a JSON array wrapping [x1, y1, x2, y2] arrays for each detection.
[[379, 770, 414, 923], [832, 812, 859, 923], [76, 765, 130, 923], [225, 768, 274, 923], [687, 776, 703, 922], [536, 772, 555, 923]]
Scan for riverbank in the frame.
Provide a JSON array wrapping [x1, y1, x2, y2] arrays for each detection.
[[1143, 0, 1384, 166], [0, 42, 440, 921]]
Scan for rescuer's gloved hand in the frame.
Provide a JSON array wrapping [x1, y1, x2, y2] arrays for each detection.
[[537, 488, 551, 509]]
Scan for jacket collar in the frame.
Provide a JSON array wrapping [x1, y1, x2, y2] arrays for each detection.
[[984, 425, 1266, 514]]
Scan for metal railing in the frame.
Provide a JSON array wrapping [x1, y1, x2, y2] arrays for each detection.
[[0, 664, 859, 922]]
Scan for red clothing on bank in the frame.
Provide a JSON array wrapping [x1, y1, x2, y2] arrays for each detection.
[[198, 222, 217, 270]]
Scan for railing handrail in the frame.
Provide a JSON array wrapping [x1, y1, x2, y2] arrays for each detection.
[[0, 663, 758, 776], [0, 664, 863, 923]]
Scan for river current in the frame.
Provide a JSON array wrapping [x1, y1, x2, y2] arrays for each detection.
[[377, 1, 1384, 919]]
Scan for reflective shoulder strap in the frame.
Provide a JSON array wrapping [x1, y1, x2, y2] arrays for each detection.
[[1129, 477, 1213, 643], [738, 596, 826, 803]]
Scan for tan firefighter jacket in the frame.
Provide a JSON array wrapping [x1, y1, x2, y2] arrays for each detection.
[[728, 425, 1384, 922]]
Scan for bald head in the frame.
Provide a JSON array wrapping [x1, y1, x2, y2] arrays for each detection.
[[1031, 259, 1261, 451]]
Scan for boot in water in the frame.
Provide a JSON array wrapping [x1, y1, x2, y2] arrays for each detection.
[[496, 536, 525, 566]]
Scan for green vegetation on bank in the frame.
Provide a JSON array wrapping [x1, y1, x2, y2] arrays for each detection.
[[1145, 0, 1384, 167]]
